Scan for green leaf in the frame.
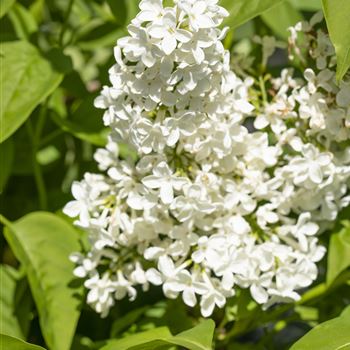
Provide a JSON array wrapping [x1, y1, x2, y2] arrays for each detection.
[[0, 138, 14, 193], [0, 334, 46, 350], [327, 221, 350, 285], [295, 306, 319, 322], [101, 320, 215, 350], [220, 0, 285, 29], [0, 0, 15, 18], [101, 327, 172, 350], [290, 0, 322, 10], [13, 275, 33, 340], [110, 307, 148, 337], [322, 0, 350, 81], [50, 95, 108, 146], [1, 212, 84, 350], [36, 145, 61, 166], [11, 127, 34, 176], [0, 41, 63, 143], [126, 0, 140, 23], [78, 26, 127, 50], [261, 1, 303, 40], [290, 305, 350, 350], [166, 319, 215, 350], [29, 0, 45, 23], [0, 266, 24, 339], [51, 121, 107, 147], [8, 3, 38, 40], [106, 0, 127, 25], [45, 48, 74, 75]]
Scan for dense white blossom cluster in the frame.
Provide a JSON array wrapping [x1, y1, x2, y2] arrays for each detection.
[[64, 2, 350, 318]]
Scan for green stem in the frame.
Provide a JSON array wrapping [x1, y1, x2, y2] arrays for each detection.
[[58, 0, 75, 47], [259, 76, 268, 105], [0, 214, 12, 227], [40, 128, 64, 147], [298, 270, 350, 305], [35, 102, 47, 140]]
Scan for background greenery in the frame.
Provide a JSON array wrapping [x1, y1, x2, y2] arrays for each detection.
[[0, 0, 349, 349]]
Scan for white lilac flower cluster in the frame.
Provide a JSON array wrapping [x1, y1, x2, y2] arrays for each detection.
[[64, 2, 350, 318], [287, 13, 350, 143]]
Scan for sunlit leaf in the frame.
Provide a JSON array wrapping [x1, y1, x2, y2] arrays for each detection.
[[261, 1, 303, 39], [0, 334, 46, 350], [290, 0, 322, 10], [0, 0, 15, 18], [165, 319, 215, 350], [0, 41, 62, 143], [29, 0, 45, 23], [102, 327, 172, 350], [323, 0, 350, 81], [0, 266, 24, 339], [220, 0, 285, 29], [327, 221, 350, 285], [1, 212, 84, 350], [101, 320, 215, 350], [290, 305, 350, 350], [8, 3, 38, 40]]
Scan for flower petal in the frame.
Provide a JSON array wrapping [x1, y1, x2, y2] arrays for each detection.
[[196, 14, 215, 29], [146, 268, 163, 285], [148, 25, 167, 39], [250, 283, 268, 304], [200, 295, 215, 317], [142, 175, 161, 189], [175, 29, 192, 43], [160, 182, 174, 204], [162, 35, 177, 55], [183, 288, 197, 307], [309, 163, 323, 184]]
